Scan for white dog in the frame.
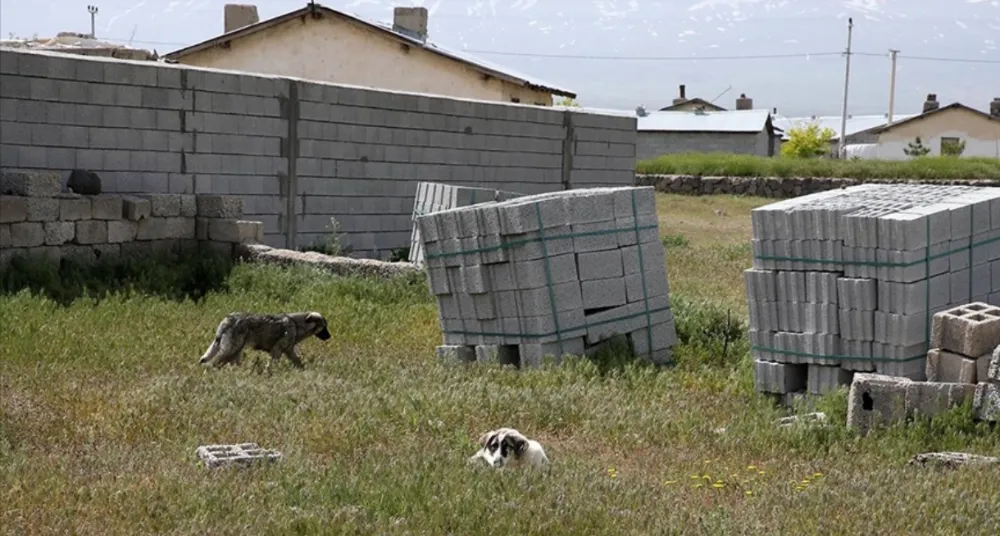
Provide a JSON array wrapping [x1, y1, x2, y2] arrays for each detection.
[[469, 428, 550, 469]]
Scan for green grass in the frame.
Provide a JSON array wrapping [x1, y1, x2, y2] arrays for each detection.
[[637, 153, 1000, 180], [3, 194, 1000, 534]]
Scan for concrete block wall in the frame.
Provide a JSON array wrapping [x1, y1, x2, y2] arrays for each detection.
[[0, 170, 263, 266], [0, 48, 637, 259]]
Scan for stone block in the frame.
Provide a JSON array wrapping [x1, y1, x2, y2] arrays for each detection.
[[147, 194, 182, 217], [973, 383, 1000, 422], [754, 360, 807, 394], [136, 217, 196, 240], [74, 220, 108, 244], [179, 195, 198, 217], [90, 196, 123, 220], [107, 220, 138, 243], [25, 197, 59, 222], [436, 345, 476, 363], [1, 222, 44, 247], [0, 196, 28, 223], [208, 219, 264, 243], [43, 221, 75, 245], [59, 196, 92, 221], [930, 302, 1000, 357], [0, 170, 61, 197], [196, 194, 244, 219], [847, 373, 911, 435], [905, 381, 977, 420], [925, 349, 979, 384], [122, 196, 152, 221]]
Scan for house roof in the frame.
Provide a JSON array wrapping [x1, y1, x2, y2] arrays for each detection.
[[771, 113, 919, 141], [867, 102, 999, 134], [658, 98, 727, 112], [637, 109, 778, 134], [162, 2, 575, 98]]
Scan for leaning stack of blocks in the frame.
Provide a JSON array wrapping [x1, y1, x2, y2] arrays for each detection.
[[415, 186, 677, 368], [746, 184, 1000, 401], [927, 302, 1000, 422]]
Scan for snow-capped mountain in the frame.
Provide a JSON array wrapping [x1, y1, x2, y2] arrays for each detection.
[[1, 0, 997, 116]]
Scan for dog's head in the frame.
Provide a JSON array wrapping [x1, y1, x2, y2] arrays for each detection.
[[474, 428, 530, 468], [304, 312, 332, 341]]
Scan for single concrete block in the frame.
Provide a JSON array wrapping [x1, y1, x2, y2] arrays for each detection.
[[0, 196, 28, 223], [614, 213, 660, 247], [74, 220, 108, 245], [629, 318, 678, 356], [2, 222, 44, 247], [461, 264, 489, 294], [518, 281, 583, 314], [577, 249, 624, 281], [513, 253, 578, 289], [973, 383, 1000, 422], [571, 220, 620, 252], [518, 309, 586, 342], [807, 365, 853, 395], [59, 196, 92, 221], [147, 194, 182, 217], [122, 196, 152, 221], [837, 277, 877, 311], [426, 267, 450, 296], [0, 171, 61, 197], [90, 196, 123, 220], [499, 196, 569, 235], [436, 345, 476, 363], [43, 221, 75, 246], [753, 360, 807, 394], [25, 197, 59, 222], [930, 302, 1000, 357], [107, 220, 138, 243], [839, 309, 874, 341], [925, 349, 978, 384], [744, 269, 777, 303], [208, 219, 263, 244], [472, 294, 496, 320], [196, 194, 244, 219], [625, 269, 670, 303], [179, 195, 198, 217], [581, 277, 627, 310], [847, 373, 911, 435], [504, 225, 575, 262], [905, 381, 977, 420]]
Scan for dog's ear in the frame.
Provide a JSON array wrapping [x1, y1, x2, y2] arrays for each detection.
[[477, 431, 493, 448], [305, 312, 325, 324], [502, 434, 529, 456]]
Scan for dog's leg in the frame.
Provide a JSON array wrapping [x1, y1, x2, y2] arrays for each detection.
[[283, 345, 306, 369]]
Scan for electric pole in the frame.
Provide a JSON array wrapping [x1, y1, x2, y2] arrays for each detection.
[[837, 17, 853, 159], [888, 49, 900, 124], [87, 5, 99, 39]]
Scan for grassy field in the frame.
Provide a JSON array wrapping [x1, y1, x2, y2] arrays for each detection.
[[3, 193, 1000, 535], [637, 153, 1000, 181]]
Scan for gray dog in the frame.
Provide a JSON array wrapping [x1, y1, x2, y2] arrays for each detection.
[[199, 311, 332, 372]]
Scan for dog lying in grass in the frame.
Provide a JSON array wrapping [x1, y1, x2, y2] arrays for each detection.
[[469, 428, 550, 469], [199, 311, 331, 372]]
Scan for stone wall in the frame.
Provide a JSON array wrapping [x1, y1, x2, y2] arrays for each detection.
[[636, 174, 1000, 199], [0, 48, 637, 259], [0, 170, 263, 266]]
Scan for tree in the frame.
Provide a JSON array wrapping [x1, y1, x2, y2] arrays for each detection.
[[555, 97, 580, 107], [903, 136, 931, 157], [941, 138, 966, 157], [780, 122, 836, 158]]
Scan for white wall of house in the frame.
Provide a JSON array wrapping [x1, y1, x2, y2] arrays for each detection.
[[873, 106, 1000, 160], [876, 131, 1000, 160]]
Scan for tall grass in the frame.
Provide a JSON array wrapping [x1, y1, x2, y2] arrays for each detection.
[[637, 153, 1000, 180]]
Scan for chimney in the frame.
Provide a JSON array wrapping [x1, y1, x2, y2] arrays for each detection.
[[224, 4, 259, 33], [672, 84, 687, 105], [922, 93, 939, 113], [735, 93, 753, 110], [991, 97, 1000, 117], [393, 6, 428, 41], [772, 107, 778, 115]]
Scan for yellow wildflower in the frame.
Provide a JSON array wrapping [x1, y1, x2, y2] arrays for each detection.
[[745, 491, 753, 496], [747, 465, 757, 470], [813, 472, 824, 478], [712, 482, 724, 489]]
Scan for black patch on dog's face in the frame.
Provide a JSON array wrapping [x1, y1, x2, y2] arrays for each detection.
[[501, 435, 526, 458], [316, 327, 332, 341]]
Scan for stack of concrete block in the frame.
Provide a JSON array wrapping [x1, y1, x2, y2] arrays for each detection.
[[0, 169, 263, 265], [748, 184, 1000, 402], [926, 302, 1000, 422], [407, 181, 524, 266], [416, 186, 676, 368]]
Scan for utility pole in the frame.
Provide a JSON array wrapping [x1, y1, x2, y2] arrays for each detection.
[[87, 5, 99, 39], [837, 17, 854, 159], [888, 49, 900, 124]]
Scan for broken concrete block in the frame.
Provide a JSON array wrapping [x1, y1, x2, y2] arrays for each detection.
[[847, 373, 911, 435], [925, 349, 979, 384], [973, 383, 1000, 422], [122, 196, 152, 221], [930, 302, 1000, 358], [208, 219, 264, 244], [0, 171, 61, 197], [179, 195, 198, 217]]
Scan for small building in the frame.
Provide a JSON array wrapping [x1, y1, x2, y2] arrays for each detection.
[[862, 97, 1000, 159], [657, 84, 729, 112], [162, 2, 575, 106], [636, 109, 782, 160]]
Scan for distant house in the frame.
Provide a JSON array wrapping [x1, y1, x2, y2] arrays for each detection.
[[658, 84, 728, 112], [859, 97, 1000, 159], [772, 113, 919, 155], [636, 109, 783, 160], [163, 3, 575, 106]]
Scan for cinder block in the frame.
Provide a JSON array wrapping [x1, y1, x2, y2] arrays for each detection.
[[585, 304, 635, 345], [571, 220, 619, 252], [208, 219, 264, 244], [179, 195, 198, 217], [59, 197, 92, 221], [43, 221, 75, 246], [498, 196, 568, 235], [146, 194, 182, 217], [504, 225, 575, 262], [25, 197, 59, 222], [837, 277, 877, 311], [744, 269, 777, 303], [629, 318, 678, 356], [874, 357, 928, 381], [875, 311, 929, 347], [581, 277, 627, 310], [847, 373, 911, 435], [107, 220, 138, 243], [577, 249, 623, 281], [905, 381, 977, 420], [566, 190, 615, 225], [807, 365, 853, 395], [0, 196, 28, 223], [754, 360, 807, 394], [930, 302, 1000, 357], [122, 196, 152, 221], [436, 345, 476, 363], [517, 281, 583, 315], [925, 349, 979, 384], [973, 383, 1000, 422], [518, 309, 586, 342], [839, 309, 874, 341], [461, 264, 489, 294], [0, 171, 61, 197], [512, 253, 578, 289], [614, 213, 659, 247], [625, 269, 670, 302], [196, 194, 244, 219], [74, 220, 108, 244], [518, 337, 585, 368], [2, 222, 44, 247], [90, 196, 123, 220]]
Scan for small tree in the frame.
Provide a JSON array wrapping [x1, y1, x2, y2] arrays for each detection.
[[903, 136, 931, 157], [780, 122, 836, 158], [941, 138, 966, 157], [555, 97, 580, 107]]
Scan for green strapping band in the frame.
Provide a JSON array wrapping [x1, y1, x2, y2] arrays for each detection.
[[534, 203, 564, 356], [751, 346, 926, 363], [443, 305, 672, 339], [631, 189, 654, 356], [424, 223, 659, 260]]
